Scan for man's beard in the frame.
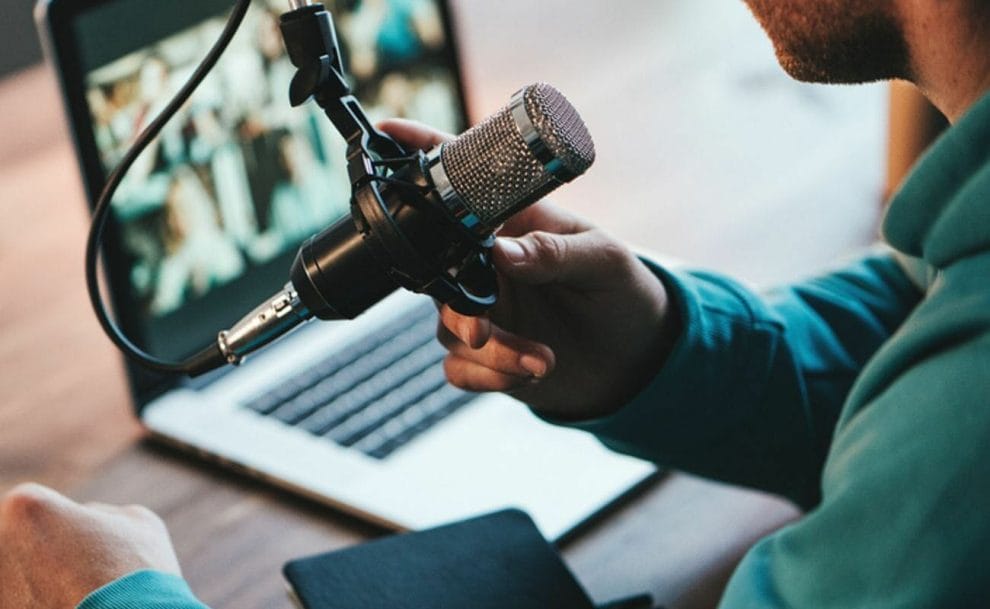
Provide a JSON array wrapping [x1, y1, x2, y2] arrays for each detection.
[[743, 0, 911, 84]]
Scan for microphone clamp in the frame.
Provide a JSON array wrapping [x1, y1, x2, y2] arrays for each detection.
[[278, 3, 500, 317]]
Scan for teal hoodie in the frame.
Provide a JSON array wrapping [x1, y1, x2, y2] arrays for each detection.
[[78, 92, 990, 609], [573, 90, 990, 607]]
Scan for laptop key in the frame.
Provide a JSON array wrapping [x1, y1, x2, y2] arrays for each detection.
[[270, 390, 327, 425], [243, 391, 287, 415]]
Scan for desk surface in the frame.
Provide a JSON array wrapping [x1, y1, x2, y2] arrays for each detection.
[[1, 1, 893, 606]]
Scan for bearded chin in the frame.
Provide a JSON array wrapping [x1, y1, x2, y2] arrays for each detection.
[[746, 1, 911, 85]]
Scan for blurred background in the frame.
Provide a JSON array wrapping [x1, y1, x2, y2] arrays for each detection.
[[0, 0, 911, 287]]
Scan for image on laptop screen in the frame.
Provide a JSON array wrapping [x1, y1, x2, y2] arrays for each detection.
[[73, 0, 465, 360]]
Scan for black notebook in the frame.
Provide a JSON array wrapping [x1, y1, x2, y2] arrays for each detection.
[[283, 509, 597, 609]]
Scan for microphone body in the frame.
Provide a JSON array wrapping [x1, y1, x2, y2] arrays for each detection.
[[294, 82, 596, 321], [290, 155, 470, 321], [217, 83, 594, 368]]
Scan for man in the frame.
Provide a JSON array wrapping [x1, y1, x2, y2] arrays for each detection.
[[4, 0, 989, 606]]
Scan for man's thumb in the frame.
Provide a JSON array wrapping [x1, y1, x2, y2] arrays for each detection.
[[493, 230, 627, 287]]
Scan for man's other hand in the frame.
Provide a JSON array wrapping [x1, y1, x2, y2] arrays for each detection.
[[0, 483, 181, 609], [378, 119, 681, 421]]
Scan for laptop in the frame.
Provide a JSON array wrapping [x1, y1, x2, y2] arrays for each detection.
[[36, 0, 656, 540]]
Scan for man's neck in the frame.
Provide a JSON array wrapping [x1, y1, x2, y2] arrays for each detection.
[[903, 3, 990, 122]]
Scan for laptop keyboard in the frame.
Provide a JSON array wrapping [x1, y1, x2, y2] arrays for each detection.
[[242, 302, 477, 460]]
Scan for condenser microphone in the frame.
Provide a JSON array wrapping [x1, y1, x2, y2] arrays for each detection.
[[212, 83, 595, 370]]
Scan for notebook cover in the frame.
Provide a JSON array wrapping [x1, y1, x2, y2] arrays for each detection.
[[283, 509, 596, 609]]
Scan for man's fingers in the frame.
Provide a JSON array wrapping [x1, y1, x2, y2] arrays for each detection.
[[0, 483, 76, 524], [438, 322, 554, 379], [439, 305, 491, 349], [376, 118, 453, 151], [493, 229, 632, 288], [443, 355, 533, 393]]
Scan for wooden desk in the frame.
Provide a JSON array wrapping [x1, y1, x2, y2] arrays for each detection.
[[74, 443, 796, 609], [2, 0, 902, 606]]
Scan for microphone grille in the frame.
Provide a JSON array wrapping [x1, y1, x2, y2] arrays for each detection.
[[437, 83, 595, 231], [524, 82, 596, 175]]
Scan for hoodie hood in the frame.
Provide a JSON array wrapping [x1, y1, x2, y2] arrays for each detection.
[[883, 90, 990, 270]]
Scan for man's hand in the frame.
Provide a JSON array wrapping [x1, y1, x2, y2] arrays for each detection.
[[379, 119, 681, 420], [0, 483, 182, 609]]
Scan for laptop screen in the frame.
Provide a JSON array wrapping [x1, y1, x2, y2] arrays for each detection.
[[70, 0, 466, 362]]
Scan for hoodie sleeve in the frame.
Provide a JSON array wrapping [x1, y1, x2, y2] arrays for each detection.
[[717, 336, 990, 608], [565, 252, 921, 509], [77, 570, 210, 609]]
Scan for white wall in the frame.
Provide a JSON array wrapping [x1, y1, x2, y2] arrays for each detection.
[[451, 0, 889, 286]]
